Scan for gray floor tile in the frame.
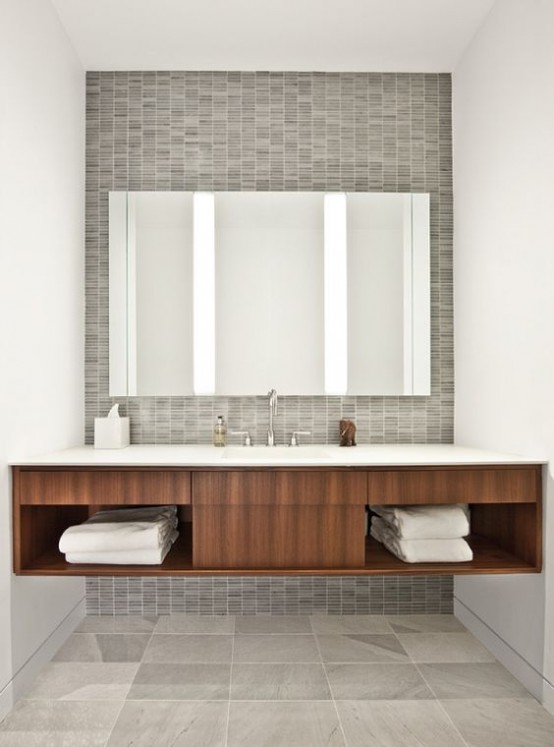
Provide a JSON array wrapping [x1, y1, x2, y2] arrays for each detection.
[[0, 700, 121, 746], [53, 634, 150, 663], [398, 633, 496, 663], [419, 662, 530, 699], [310, 614, 392, 635], [25, 662, 138, 700], [106, 700, 228, 746], [235, 615, 312, 635], [143, 634, 233, 663], [387, 614, 465, 634], [231, 663, 331, 700], [442, 698, 554, 747], [326, 663, 434, 700], [336, 700, 467, 747], [227, 701, 346, 747], [153, 615, 235, 635], [76, 616, 157, 634], [318, 634, 409, 663], [127, 663, 231, 700], [234, 635, 320, 662]]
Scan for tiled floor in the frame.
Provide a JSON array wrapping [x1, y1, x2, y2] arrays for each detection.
[[1, 614, 553, 746]]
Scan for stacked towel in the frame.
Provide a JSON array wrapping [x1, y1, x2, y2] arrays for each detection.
[[59, 506, 179, 565], [370, 504, 472, 563]]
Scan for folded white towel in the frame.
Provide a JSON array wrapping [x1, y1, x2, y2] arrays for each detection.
[[86, 506, 177, 524], [370, 504, 470, 539], [59, 506, 178, 553], [371, 517, 473, 563], [65, 530, 178, 565]]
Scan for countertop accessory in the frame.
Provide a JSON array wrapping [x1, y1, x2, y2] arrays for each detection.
[[231, 430, 252, 446], [290, 430, 311, 446], [213, 415, 227, 447], [94, 404, 130, 449], [339, 418, 356, 447]]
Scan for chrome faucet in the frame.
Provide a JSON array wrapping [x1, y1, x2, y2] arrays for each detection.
[[267, 388, 278, 446]]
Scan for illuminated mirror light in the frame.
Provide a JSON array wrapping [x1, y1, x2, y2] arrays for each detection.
[[324, 193, 348, 394], [193, 192, 215, 394]]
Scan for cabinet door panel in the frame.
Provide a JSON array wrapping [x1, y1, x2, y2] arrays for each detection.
[[193, 505, 365, 569], [17, 470, 191, 505], [193, 470, 367, 506], [367, 467, 540, 505]]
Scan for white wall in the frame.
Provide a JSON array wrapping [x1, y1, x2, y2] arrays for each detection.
[[453, 0, 554, 707], [0, 0, 85, 718]]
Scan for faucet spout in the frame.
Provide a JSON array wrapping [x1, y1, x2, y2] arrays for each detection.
[[267, 389, 278, 446]]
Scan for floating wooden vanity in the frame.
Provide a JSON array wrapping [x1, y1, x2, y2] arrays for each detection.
[[11, 445, 543, 577]]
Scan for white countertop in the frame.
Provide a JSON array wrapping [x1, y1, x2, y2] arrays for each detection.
[[11, 444, 545, 467]]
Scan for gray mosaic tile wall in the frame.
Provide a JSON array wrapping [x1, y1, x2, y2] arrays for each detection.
[[85, 71, 454, 615], [85, 575, 453, 616], [85, 71, 453, 447]]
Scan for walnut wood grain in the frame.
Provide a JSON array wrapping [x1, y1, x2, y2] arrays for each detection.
[[11, 463, 543, 577], [471, 502, 541, 568], [367, 466, 540, 505], [193, 506, 365, 569], [17, 469, 191, 505], [192, 470, 367, 506]]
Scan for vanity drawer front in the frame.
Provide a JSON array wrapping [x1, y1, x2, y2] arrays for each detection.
[[16, 469, 191, 506], [367, 467, 540, 505], [193, 471, 367, 506]]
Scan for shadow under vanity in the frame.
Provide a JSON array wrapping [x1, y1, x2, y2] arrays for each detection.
[[11, 446, 542, 577]]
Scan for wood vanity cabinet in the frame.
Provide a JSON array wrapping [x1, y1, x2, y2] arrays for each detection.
[[11, 463, 542, 577], [192, 471, 367, 569]]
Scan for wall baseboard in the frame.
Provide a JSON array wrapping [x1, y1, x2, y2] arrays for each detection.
[[454, 597, 545, 701], [0, 597, 85, 722], [543, 678, 554, 716]]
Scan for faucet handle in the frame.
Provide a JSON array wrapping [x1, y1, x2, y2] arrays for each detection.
[[290, 431, 311, 446], [231, 430, 252, 446]]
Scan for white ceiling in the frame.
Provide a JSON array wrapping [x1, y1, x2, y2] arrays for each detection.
[[52, 0, 495, 72]]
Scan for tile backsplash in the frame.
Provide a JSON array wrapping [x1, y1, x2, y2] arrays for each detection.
[[85, 72, 454, 613], [85, 71, 453, 446]]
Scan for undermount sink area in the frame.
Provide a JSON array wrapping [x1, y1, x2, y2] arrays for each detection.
[[223, 445, 334, 460]]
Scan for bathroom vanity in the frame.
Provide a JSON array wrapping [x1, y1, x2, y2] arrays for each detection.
[[11, 445, 543, 577]]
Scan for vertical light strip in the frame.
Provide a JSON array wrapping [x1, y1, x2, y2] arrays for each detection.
[[126, 193, 138, 396], [402, 194, 413, 395], [193, 192, 215, 394], [324, 193, 348, 394]]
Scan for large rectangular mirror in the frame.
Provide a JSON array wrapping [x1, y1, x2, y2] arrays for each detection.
[[109, 191, 430, 396]]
